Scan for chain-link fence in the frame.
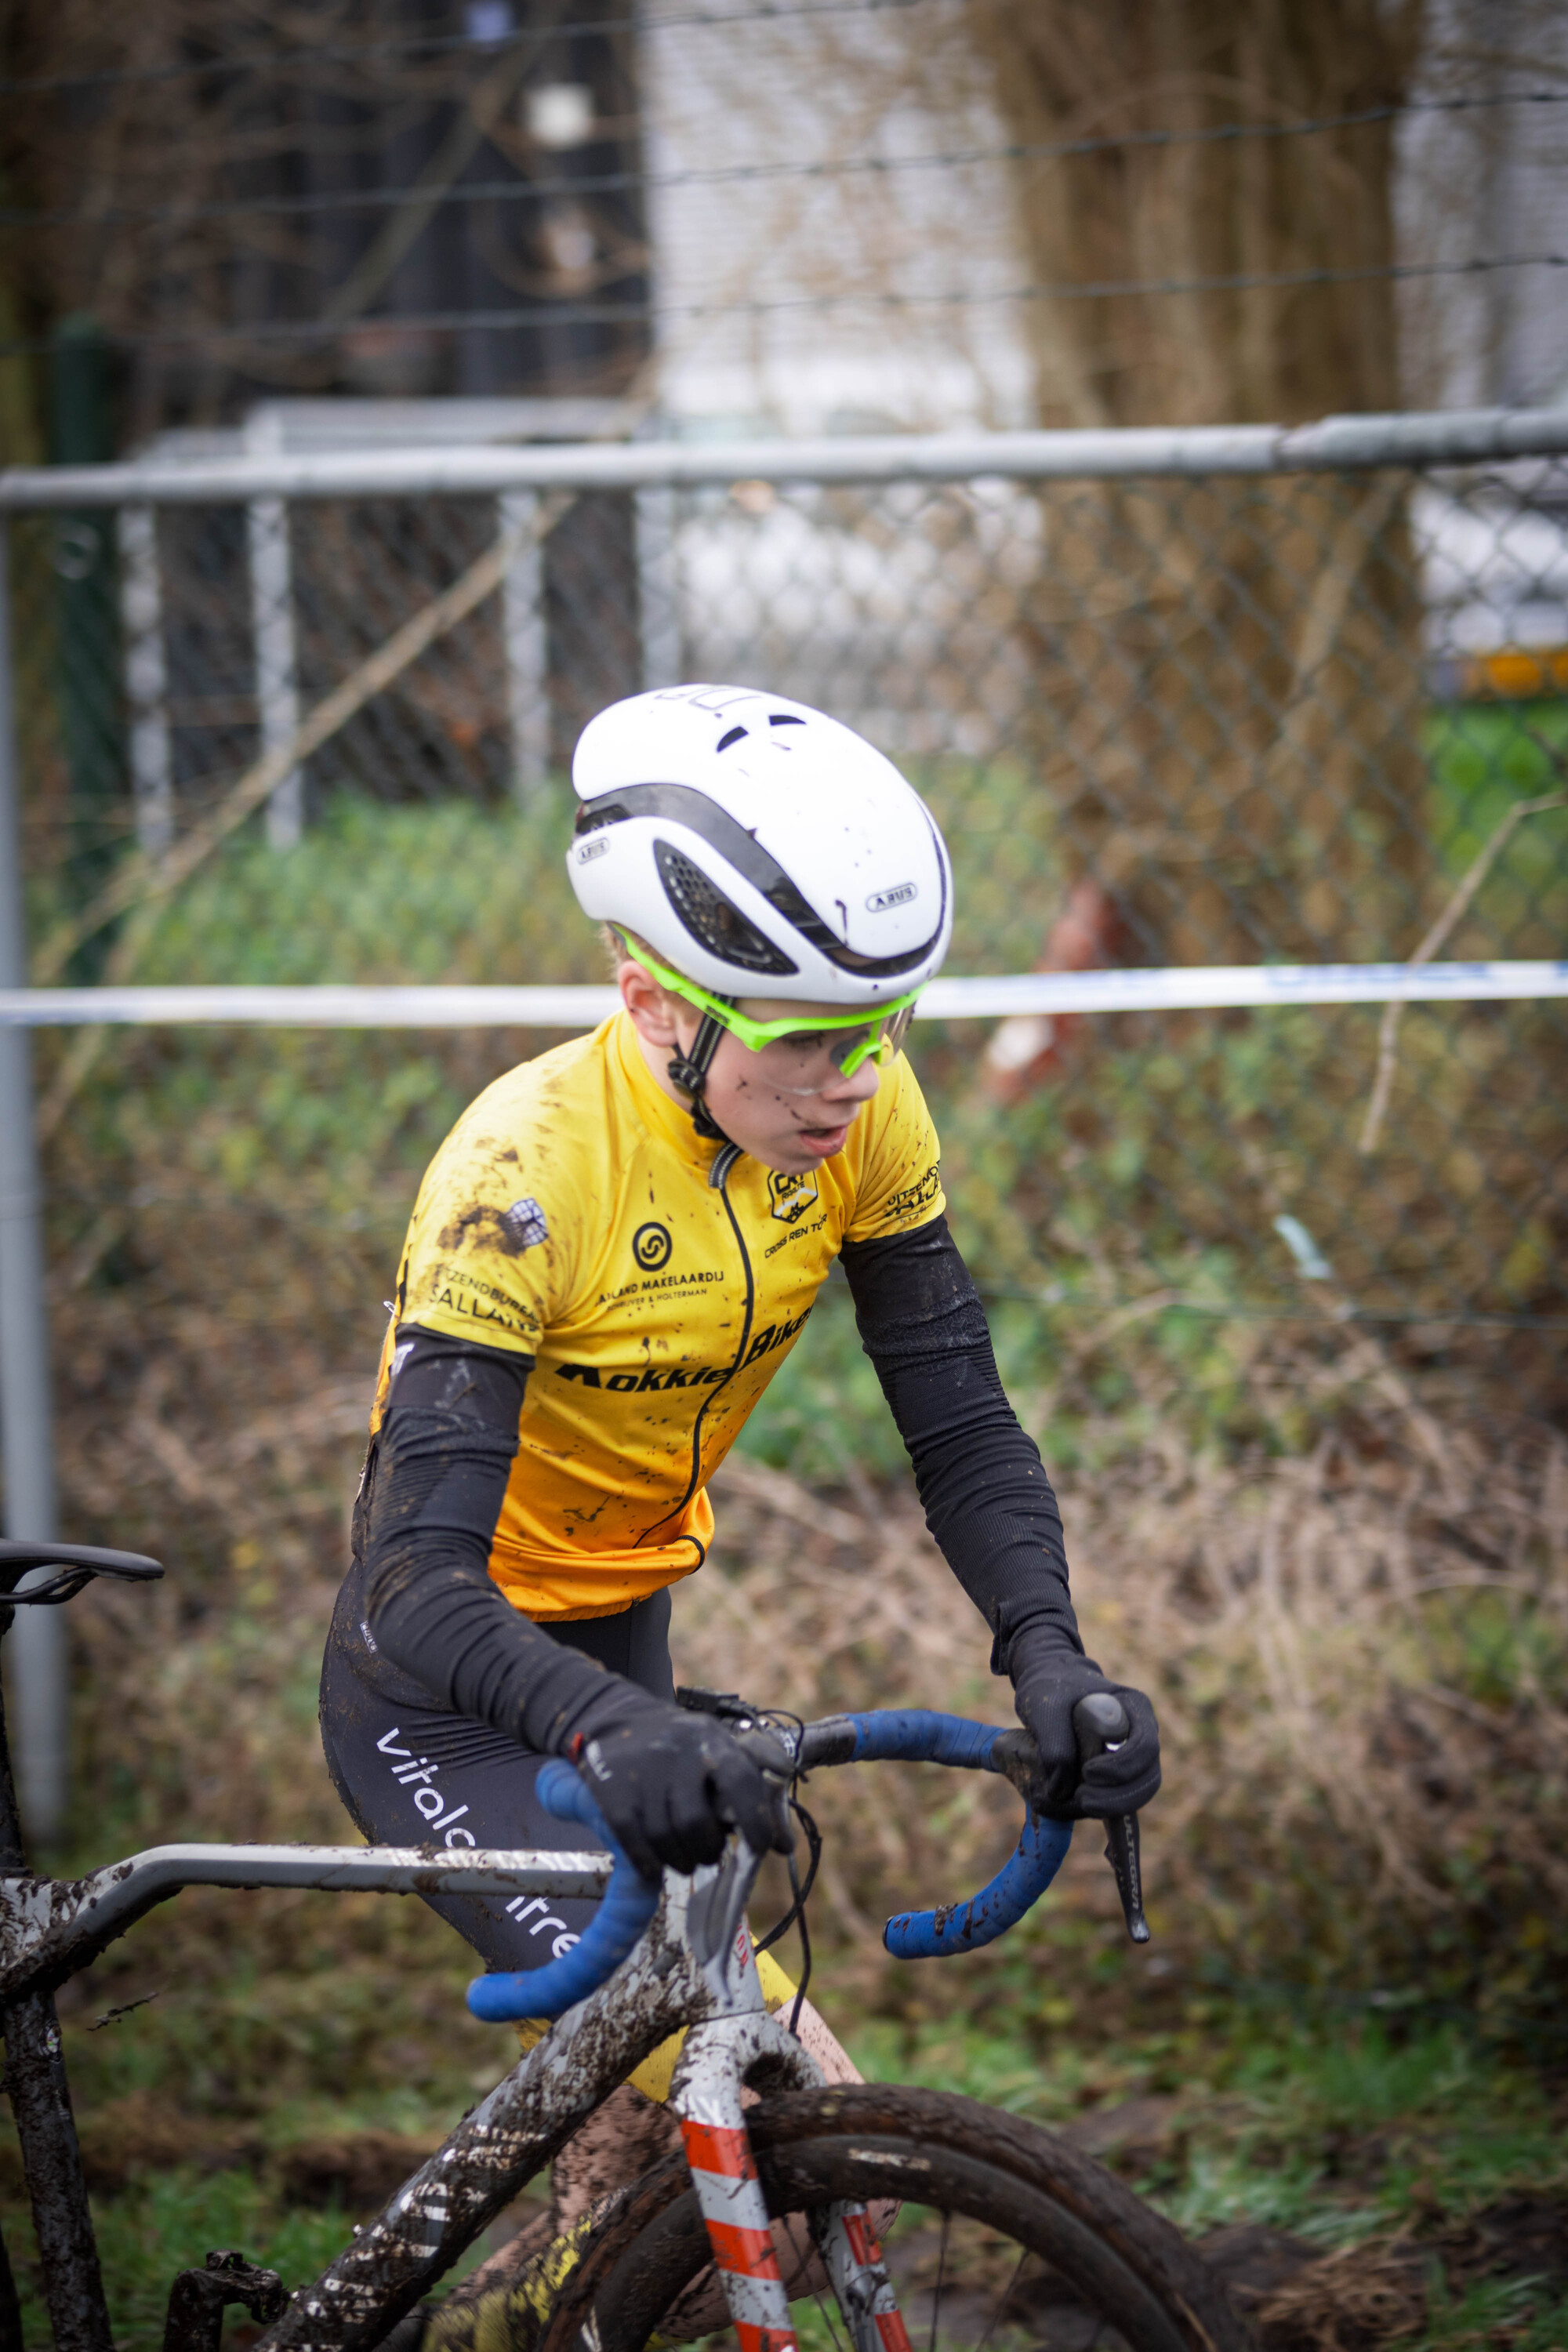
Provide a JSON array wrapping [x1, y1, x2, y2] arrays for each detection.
[[4, 413, 1567, 1440]]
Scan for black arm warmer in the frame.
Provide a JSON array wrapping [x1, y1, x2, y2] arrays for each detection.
[[840, 1214, 1083, 1676], [359, 1327, 667, 1753]]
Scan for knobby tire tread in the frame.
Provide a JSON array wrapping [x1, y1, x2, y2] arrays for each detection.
[[532, 2083, 1251, 2352]]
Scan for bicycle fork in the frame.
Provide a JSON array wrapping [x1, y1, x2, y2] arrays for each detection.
[[670, 2000, 913, 2352]]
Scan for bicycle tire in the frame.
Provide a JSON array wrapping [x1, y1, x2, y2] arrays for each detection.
[[533, 2084, 1251, 2352]]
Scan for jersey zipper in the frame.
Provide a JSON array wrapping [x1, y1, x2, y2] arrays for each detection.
[[634, 1142, 753, 1553]]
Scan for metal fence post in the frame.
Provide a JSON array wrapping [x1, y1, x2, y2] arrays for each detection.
[[118, 503, 173, 857], [246, 411, 303, 850], [0, 520, 66, 1850], [500, 489, 550, 800], [49, 316, 122, 976], [636, 485, 681, 688]]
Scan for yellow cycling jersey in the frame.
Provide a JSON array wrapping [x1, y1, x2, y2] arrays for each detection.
[[372, 1011, 946, 1621]]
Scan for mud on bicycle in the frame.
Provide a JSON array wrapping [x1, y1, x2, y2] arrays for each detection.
[[0, 1540, 1248, 2352]]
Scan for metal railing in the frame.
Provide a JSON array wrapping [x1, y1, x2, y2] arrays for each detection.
[[2, 405, 1566, 1839]]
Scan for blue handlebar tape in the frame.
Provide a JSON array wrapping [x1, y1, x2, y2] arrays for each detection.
[[884, 1807, 1073, 1958], [843, 1710, 1074, 1960], [845, 1709, 1004, 1771], [466, 1760, 659, 2024]]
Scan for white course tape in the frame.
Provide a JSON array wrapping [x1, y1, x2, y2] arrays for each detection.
[[924, 959, 1568, 1018], [0, 961, 1563, 1029], [0, 984, 619, 1028]]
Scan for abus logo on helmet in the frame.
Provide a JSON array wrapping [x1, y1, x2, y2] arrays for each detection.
[[866, 881, 916, 913], [575, 836, 610, 863]]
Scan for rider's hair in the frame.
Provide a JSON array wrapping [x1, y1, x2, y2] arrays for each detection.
[[604, 924, 686, 1013]]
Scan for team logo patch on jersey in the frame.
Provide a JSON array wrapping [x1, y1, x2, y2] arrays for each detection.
[[767, 1170, 819, 1226], [886, 1162, 941, 1221], [633, 1221, 673, 1272], [501, 1196, 549, 1251]]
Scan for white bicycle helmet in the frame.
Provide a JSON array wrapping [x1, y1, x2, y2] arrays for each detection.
[[566, 684, 953, 1007]]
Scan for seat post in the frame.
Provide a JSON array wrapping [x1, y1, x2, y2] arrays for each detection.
[[0, 1599, 26, 1875], [0, 1601, 114, 2352], [0, 1605, 21, 2352]]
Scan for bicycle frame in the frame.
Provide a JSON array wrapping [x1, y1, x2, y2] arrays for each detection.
[[0, 1550, 1108, 2352], [0, 1835, 619, 2352], [0, 1844, 615, 2013], [252, 1828, 862, 2352], [2, 1808, 898, 2352]]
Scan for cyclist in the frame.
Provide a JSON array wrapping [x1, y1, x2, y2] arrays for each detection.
[[319, 682, 1160, 2324]]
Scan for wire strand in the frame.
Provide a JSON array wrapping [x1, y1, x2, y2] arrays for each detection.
[[2, 249, 1556, 359], [8, 87, 1567, 234], [0, 0, 927, 99]]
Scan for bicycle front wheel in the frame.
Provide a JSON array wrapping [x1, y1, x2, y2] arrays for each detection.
[[535, 2083, 1249, 2352]]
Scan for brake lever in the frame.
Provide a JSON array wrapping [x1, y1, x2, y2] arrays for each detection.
[[1072, 1694, 1150, 1945], [677, 1683, 743, 1716], [990, 1710, 1148, 1944], [676, 1685, 801, 1779]]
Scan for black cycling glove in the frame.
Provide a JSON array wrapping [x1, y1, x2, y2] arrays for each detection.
[[1009, 1635, 1162, 1819], [572, 1707, 796, 1880]]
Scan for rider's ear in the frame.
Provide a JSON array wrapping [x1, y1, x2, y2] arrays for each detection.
[[619, 957, 686, 1050]]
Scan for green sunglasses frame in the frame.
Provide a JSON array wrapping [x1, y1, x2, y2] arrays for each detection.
[[620, 938, 925, 1076]]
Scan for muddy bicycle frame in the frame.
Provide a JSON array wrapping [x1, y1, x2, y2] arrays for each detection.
[[0, 1541, 623, 2352], [0, 1542, 1142, 2352]]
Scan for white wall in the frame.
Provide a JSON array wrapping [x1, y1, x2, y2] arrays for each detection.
[[644, 0, 1568, 434], [638, 1, 1034, 434]]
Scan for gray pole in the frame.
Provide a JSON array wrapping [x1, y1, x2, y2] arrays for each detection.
[[0, 518, 66, 1850]]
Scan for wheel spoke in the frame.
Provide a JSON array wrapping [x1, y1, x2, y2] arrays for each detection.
[[809, 2274, 850, 2352], [928, 2208, 949, 2352], [971, 2242, 1030, 2352]]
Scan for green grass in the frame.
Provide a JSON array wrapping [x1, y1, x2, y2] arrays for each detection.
[[1428, 701, 1568, 840], [1416, 2274, 1568, 2352], [2, 2176, 357, 2350], [2, 2170, 500, 2349], [844, 2009, 1567, 2250], [132, 793, 591, 989], [1426, 702, 1568, 952]]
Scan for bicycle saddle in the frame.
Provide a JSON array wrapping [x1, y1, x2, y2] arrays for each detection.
[[0, 1539, 165, 1606]]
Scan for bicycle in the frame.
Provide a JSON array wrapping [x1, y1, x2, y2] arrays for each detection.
[[0, 1538, 1250, 2352]]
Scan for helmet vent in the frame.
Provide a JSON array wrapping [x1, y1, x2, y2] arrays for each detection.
[[769, 713, 804, 727], [575, 782, 944, 981], [654, 839, 799, 977], [716, 725, 748, 752], [574, 801, 624, 835]]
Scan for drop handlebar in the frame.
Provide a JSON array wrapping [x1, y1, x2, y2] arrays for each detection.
[[465, 1699, 1148, 2023]]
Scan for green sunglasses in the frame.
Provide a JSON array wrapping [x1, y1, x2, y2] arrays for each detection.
[[622, 940, 924, 1076]]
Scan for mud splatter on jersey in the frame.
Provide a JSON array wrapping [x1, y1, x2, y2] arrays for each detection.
[[373, 1012, 944, 1620]]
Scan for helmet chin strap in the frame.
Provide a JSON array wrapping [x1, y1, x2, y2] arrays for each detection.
[[667, 1010, 734, 1145]]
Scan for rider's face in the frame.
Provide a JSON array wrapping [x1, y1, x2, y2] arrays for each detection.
[[695, 1001, 886, 1173], [620, 965, 885, 1174]]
